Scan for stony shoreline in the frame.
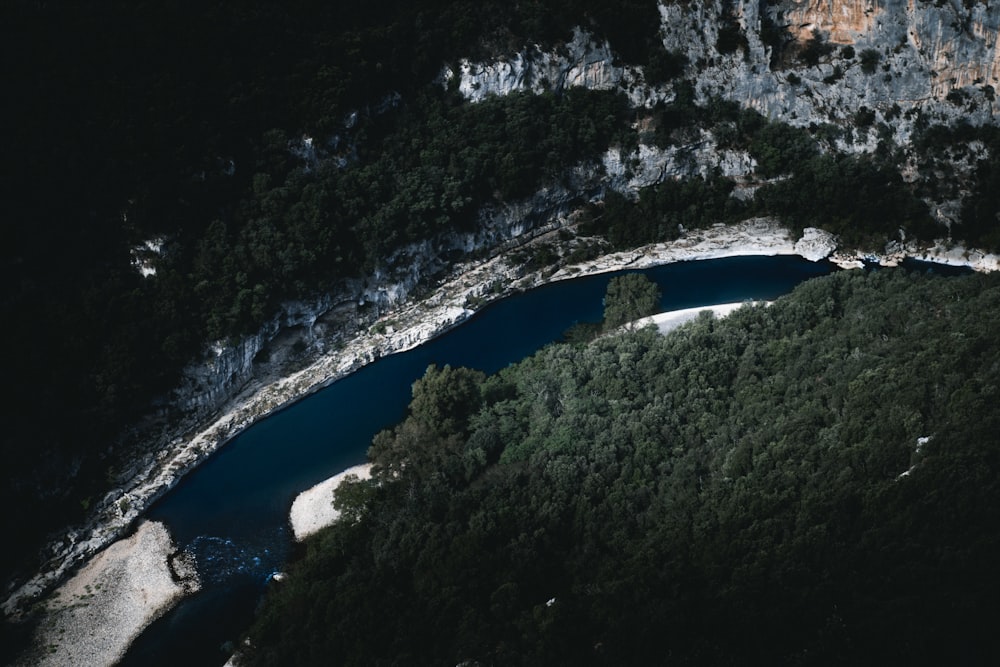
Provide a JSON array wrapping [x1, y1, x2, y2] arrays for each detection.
[[0, 218, 799, 619], [13, 521, 198, 667], [289, 464, 374, 541], [5, 219, 996, 665]]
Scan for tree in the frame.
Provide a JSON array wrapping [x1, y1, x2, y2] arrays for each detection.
[[603, 274, 662, 331], [859, 48, 880, 75]]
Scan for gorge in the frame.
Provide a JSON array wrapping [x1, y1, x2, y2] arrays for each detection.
[[5, 1, 1000, 664]]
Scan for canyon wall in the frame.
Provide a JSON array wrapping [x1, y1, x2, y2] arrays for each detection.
[[11, 0, 1000, 618]]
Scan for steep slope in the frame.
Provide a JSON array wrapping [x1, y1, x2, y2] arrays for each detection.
[[6, 0, 1000, 632]]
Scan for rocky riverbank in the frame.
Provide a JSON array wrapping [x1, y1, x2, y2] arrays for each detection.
[[289, 464, 374, 541], [2, 217, 804, 620], [13, 521, 198, 667], [5, 217, 995, 665]]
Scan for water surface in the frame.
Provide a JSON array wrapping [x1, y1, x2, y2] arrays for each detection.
[[122, 255, 835, 666]]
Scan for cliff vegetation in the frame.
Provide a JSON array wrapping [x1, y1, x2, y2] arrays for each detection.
[[5, 0, 1000, 618]]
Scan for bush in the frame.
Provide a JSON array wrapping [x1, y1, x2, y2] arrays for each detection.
[[860, 48, 880, 74], [602, 273, 661, 330], [799, 29, 833, 66]]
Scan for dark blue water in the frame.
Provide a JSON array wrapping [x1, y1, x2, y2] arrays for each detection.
[[899, 257, 974, 276], [121, 255, 834, 666]]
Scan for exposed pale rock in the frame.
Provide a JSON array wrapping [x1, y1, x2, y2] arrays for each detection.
[[18, 521, 198, 667], [551, 218, 801, 279], [786, 0, 880, 44], [446, 28, 668, 107], [657, 0, 998, 136], [602, 135, 755, 193], [12, 0, 1000, 640], [794, 227, 839, 261], [634, 301, 771, 336], [448, 2, 1000, 149], [3, 157, 611, 621], [289, 464, 374, 541]]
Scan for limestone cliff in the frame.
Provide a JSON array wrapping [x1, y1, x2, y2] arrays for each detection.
[[179, 0, 1000, 437], [451, 1, 998, 137], [164, 160, 607, 431], [12, 0, 1000, 620], [785, 0, 880, 44], [105, 0, 1000, 557]]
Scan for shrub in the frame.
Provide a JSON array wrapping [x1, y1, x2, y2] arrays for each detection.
[[860, 48, 880, 74]]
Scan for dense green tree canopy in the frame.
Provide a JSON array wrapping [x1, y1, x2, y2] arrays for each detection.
[[6, 0, 999, 621], [602, 273, 662, 330], [243, 269, 1000, 666]]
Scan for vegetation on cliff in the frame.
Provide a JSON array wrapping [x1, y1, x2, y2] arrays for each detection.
[[243, 268, 1000, 665], [2, 0, 649, 582], [5, 0, 1000, 613]]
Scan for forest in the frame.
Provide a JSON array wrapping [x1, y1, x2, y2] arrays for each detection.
[[242, 268, 1000, 665], [4, 0, 1000, 616], [1, 0, 658, 582]]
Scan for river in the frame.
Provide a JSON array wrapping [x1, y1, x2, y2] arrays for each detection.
[[120, 255, 837, 665]]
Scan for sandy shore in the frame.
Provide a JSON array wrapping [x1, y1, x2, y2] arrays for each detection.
[[2, 220, 808, 620], [287, 302, 769, 540], [16, 520, 198, 667], [634, 301, 769, 335], [5, 217, 993, 662], [289, 464, 374, 541]]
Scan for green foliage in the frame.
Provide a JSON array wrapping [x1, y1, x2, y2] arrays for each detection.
[[2, 0, 670, 580], [754, 153, 936, 244], [854, 106, 877, 127], [331, 475, 378, 525], [243, 269, 1000, 666], [860, 47, 881, 74], [911, 121, 1000, 249], [799, 28, 833, 67], [748, 120, 818, 177], [580, 176, 746, 248], [716, 13, 748, 55], [650, 80, 701, 146], [369, 365, 487, 482], [5, 0, 994, 600], [643, 45, 688, 85], [759, 3, 791, 68], [602, 274, 662, 330]]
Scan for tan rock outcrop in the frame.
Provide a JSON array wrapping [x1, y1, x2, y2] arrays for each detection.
[[786, 0, 880, 44]]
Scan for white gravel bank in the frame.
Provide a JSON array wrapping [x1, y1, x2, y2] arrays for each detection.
[[634, 301, 770, 335], [18, 520, 198, 667], [289, 464, 373, 541]]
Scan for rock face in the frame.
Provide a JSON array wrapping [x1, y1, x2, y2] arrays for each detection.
[[12, 0, 1000, 626], [166, 162, 607, 431], [2, 154, 612, 620], [785, 0, 880, 44], [106, 0, 1000, 510], [794, 227, 840, 261], [660, 0, 999, 131], [442, 27, 669, 107], [451, 1, 999, 141]]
